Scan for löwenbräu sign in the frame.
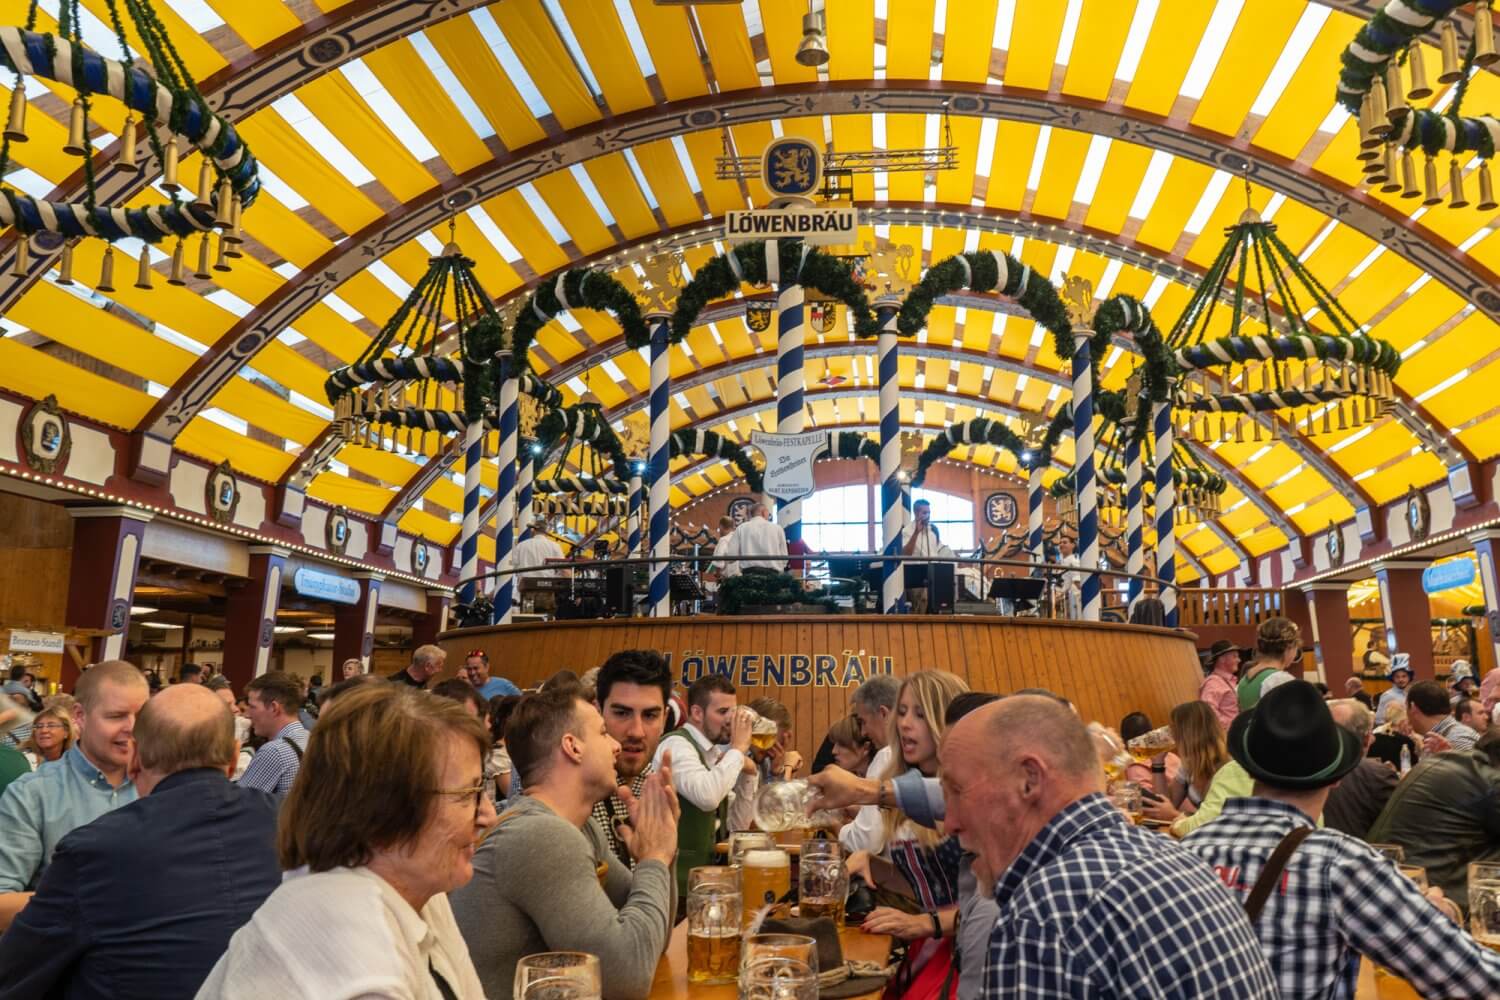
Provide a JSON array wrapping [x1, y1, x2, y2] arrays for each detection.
[[667, 650, 895, 688]]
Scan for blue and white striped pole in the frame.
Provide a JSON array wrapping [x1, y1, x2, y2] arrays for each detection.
[[774, 247, 806, 545], [647, 317, 671, 617], [517, 455, 536, 543], [491, 353, 519, 625], [1125, 437, 1145, 608], [1071, 330, 1101, 621], [627, 470, 643, 557], [1027, 465, 1044, 564], [457, 419, 483, 606], [1152, 401, 1178, 627], [877, 303, 903, 615]]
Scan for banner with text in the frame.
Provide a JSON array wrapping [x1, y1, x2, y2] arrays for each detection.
[[725, 207, 858, 245], [751, 430, 828, 503]]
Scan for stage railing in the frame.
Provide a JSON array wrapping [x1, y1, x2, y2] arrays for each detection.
[[1175, 588, 1284, 628]]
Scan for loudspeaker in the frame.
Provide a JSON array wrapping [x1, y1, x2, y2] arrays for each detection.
[[605, 567, 633, 617]]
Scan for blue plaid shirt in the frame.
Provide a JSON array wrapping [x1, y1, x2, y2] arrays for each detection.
[[238, 720, 307, 799], [1183, 796, 1500, 999], [985, 793, 1277, 998]]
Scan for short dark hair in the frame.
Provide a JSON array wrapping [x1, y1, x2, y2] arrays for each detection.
[[506, 688, 588, 786], [309, 675, 323, 687], [1456, 698, 1478, 726], [431, 678, 487, 717], [687, 674, 735, 711], [541, 669, 580, 694], [1119, 712, 1153, 743], [465, 650, 489, 664], [246, 672, 303, 715], [488, 694, 521, 743], [178, 663, 204, 681], [945, 691, 1000, 727], [913, 498, 930, 508], [596, 650, 672, 708], [1406, 680, 1451, 717]]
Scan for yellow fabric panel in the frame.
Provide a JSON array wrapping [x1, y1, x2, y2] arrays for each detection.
[[235, 113, 381, 236], [628, 0, 709, 101], [695, 4, 760, 92], [971, 313, 1004, 354], [1424, 366, 1494, 442], [289, 303, 369, 363], [930, 229, 965, 267], [995, 318, 1032, 361], [12, 282, 190, 383], [1030, 128, 1092, 221], [714, 375, 749, 410], [363, 40, 490, 174], [1107, 264, 1155, 302], [338, 269, 404, 329], [1301, 227, 1378, 292], [399, 507, 459, 547], [0, 340, 149, 427], [1250, 13, 1362, 160], [810, 399, 838, 427], [532, 172, 614, 253], [1182, 184, 1275, 269], [1457, 411, 1500, 462], [827, 0, 875, 80], [490, 0, 601, 129], [296, 74, 436, 204], [176, 419, 293, 483], [1288, 495, 1355, 536], [1014, 377, 1050, 418], [683, 385, 714, 419], [560, 0, 652, 114], [306, 473, 397, 517], [1005, 0, 1067, 90], [1081, 141, 1153, 235], [631, 140, 702, 228], [614, 350, 650, 392], [1307, 121, 1363, 189], [1259, 199, 1326, 259], [533, 328, 582, 366], [985, 122, 1040, 210], [1123, 0, 1217, 115], [1336, 255, 1418, 325], [1466, 228, 1500, 276], [1061, 0, 1139, 100], [1133, 159, 1213, 253], [425, 16, 546, 151], [780, 115, 825, 149], [338, 445, 434, 490], [936, 117, 982, 205], [1191, 0, 1302, 137], [205, 0, 301, 49], [64, 242, 232, 347], [955, 363, 984, 398], [942, 0, 1000, 82], [449, 215, 523, 302], [731, 123, 777, 205], [236, 192, 333, 271], [481, 192, 568, 276], [81, 0, 223, 78], [831, 117, 877, 202], [243, 341, 329, 405], [683, 130, 745, 216], [886, 115, 929, 202], [760, 0, 818, 85], [1398, 313, 1492, 393], [1369, 281, 1465, 354], [687, 325, 728, 368], [715, 318, 756, 360], [207, 380, 324, 446], [887, 0, 937, 80]]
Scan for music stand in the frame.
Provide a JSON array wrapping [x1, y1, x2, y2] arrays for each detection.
[[987, 576, 1047, 616]]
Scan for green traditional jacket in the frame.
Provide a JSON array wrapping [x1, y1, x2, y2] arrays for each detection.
[[660, 725, 730, 900]]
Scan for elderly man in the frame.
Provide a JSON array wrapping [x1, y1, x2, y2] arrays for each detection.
[[0, 684, 280, 996], [1322, 698, 1398, 838], [389, 643, 446, 689], [0, 660, 147, 930], [451, 687, 678, 1000], [339, 657, 362, 681], [1343, 675, 1375, 710], [939, 695, 1277, 997], [839, 674, 900, 854], [1199, 640, 1241, 730], [590, 649, 672, 868], [720, 502, 787, 575], [1182, 681, 1500, 998], [1407, 679, 1480, 753]]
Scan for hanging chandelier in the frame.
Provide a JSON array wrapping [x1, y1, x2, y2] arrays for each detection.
[[324, 228, 501, 455], [0, 2, 260, 288], [1166, 196, 1402, 444]]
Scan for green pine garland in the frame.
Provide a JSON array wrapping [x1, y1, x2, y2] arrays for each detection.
[[718, 572, 838, 614], [670, 429, 765, 493], [533, 402, 631, 485], [672, 241, 878, 339], [511, 269, 650, 372]]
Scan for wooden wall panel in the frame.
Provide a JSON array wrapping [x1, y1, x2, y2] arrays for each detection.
[[443, 616, 1204, 765]]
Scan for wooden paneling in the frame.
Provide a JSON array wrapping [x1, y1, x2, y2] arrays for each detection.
[[443, 617, 1204, 763]]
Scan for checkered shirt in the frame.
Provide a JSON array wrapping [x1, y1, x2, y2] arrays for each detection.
[[590, 766, 651, 868], [985, 793, 1277, 999], [1182, 796, 1500, 1000]]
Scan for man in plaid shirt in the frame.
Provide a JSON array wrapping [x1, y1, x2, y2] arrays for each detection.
[[1183, 679, 1500, 999], [588, 649, 672, 867], [941, 695, 1277, 998]]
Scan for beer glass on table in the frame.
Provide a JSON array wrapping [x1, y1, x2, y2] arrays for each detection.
[[798, 839, 848, 924], [740, 933, 820, 978], [739, 957, 818, 1000], [1369, 843, 1406, 864], [730, 831, 776, 868], [1108, 783, 1143, 825], [741, 848, 792, 912], [513, 952, 601, 1000], [687, 868, 741, 985], [1470, 862, 1500, 953]]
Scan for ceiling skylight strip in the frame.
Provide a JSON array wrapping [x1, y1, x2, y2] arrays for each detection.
[[1126, 150, 1172, 220], [464, 207, 523, 263], [160, 0, 223, 32], [1025, 126, 1053, 192], [408, 32, 497, 140], [1179, 0, 1244, 100], [252, 163, 309, 211], [1248, 5, 1330, 117], [613, 0, 659, 79], [1095, 259, 1123, 299], [1114, 0, 1158, 84], [1072, 135, 1112, 205], [1054, 0, 1083, 67], [1183, 170, 1233, 236], [1415, 368, 1469, 404], [542, 0, 605, 95], [670, 136, 706, 197], [470, 7, 554, 119], [340, 59, 441, 162], [35, 1, 121, 59], [520, 183, 574, 243], [568, 165, 618, 227], [322, 293, 365, 324], [992, 0, 1017, 55], [620, 148, 662, 211], [367, 260, 415, 300]]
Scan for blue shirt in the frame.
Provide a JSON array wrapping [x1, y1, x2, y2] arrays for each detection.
[[985, 793, 1278, 998], [1375, 685, 1406, 725], [239, 720, 308, 799], [0, 745, 136, 892], [477, 676, 522, 700], [0, 768, 281, 999]]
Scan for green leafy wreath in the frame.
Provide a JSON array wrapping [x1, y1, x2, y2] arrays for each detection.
[[827, 431, 881, 465], [911, 410, 1072, 488], [510, 269, 650, 372], [718, 572, 838, 614], [670, 429, 765, 493], [672, 240, 878, 339], [533, 402, 631, 485]]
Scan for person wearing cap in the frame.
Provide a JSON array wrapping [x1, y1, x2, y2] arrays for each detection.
[[1198, 640, 1242, 731], [1448, 659, 1478, 703], [1374, 653, 1413, 725], [1237, 618, 1301, 711], [1182, 680, 1500, 999]]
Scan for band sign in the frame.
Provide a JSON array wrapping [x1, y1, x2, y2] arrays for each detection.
[[752, 430, 828, 502], [9, 630, 64, 654], [984, 492, 1019, 529], [725, 207, 857, 245], [1422, 559, 1475, 594], [293, 567, 360, 605]]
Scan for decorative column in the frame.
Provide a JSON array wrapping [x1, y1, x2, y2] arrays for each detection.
[[1469, 530, 1500, 672], [1027, 465, 1045, 564], [221, 545, 288, 689], [411, 589, 452, 648], [333, 573, 382, 673], [1124, 437, 1145, 607], [647, 316, 672, 617], [64, 506, 153, 670], [491, 352, 519, 625], [1302, 582, 1355, 689], [877, 302, 903, 615], [775, 247, 806, 545], [628, 469, 643, 557], [1151, 401, 1178, 627], [457, 419, 483, 606], [517, 456, 536, 543], [1066, 288, 1101, 621], [1374, 560, 1435, 681]]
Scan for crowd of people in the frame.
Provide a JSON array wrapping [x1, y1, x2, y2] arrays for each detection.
[[0, 621, 1497, 998]]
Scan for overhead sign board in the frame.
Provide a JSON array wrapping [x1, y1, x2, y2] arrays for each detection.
[[1422, 559, 1475, 594], [725, 207, 857, 245], [9, 630, 64, 655], [751, 430, 828, 503], [293, 567, 361, 605]]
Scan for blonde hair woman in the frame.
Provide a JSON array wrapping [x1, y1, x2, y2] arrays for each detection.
[[1141, 702, 1228, 825], [21, 705, 75, 768]]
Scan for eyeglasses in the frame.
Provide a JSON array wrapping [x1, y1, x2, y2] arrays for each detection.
[[31, 723, 66, 732], [430, 778, 488, 818]]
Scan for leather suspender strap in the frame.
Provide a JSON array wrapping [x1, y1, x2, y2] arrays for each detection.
[[1243, 826, 1313, 922], [281, 736, 303, 759]]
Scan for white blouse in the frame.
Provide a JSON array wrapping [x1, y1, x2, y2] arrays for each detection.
[[195, 866, 488, 1000]]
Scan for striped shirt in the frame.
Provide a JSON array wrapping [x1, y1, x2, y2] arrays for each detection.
[[239, 720, 308, 799]]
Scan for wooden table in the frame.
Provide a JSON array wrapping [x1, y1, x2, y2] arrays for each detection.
[[646, 920, 891, 999]]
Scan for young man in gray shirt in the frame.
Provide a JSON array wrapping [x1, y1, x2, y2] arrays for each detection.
[[449, 686, 679, 1000]]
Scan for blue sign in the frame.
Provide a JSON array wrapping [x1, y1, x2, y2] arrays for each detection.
[[1422, 559, 1475, 594], [761, 137, 821, 198], [984, 492, 1018, 529], [293, 567, 360, 605]]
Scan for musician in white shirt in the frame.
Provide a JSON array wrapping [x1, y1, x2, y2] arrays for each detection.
[[705, 516, 738, 591], [722, 503, 787, 574], [1055, 533, 1083, 619], [900, 499, 943, 612], [511, 522, 566, 578]]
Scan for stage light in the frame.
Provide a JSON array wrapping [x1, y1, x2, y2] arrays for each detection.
[[530, 443, 544, 455], [796, 9, 829, 66]]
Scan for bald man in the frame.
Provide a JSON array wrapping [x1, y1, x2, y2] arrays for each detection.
[[0, 684, 281, 997], [939, 696, 1277, 998]]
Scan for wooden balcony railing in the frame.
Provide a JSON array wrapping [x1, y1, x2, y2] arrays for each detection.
[[1177, 588, 1285, 629]]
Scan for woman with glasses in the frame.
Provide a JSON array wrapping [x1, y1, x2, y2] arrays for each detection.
[[197, 684, 497, 999], [20, 706, 74, 768]]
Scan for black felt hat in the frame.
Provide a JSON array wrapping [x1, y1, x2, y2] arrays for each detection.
[[1226, 679, 1363, 790]]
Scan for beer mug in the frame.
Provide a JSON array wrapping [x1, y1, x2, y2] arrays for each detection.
[[730, 831, 775, 868], [741, 848, 792, 911], [1126, 725, 1176, 763], [1469, 862, 1500, 952], [747, 709, 781, 753], [739, 957, 817, 1000], [513, 951, 601, 1000], [1369, 843, 1406, 864], [1108, 783, 1143, 825], [740, 933, 820, 977], [798, 839, 848, 924], [1374, 865, 1432, 998], [753, 779, 844, 833], [687, 876, 741, 985]]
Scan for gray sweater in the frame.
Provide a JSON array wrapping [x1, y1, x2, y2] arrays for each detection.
[[448, 794, 675, 1000]]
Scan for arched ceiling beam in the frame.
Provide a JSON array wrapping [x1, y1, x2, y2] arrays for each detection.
[[130, 80, 1499, 482], [0, 0, 492, 314]]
